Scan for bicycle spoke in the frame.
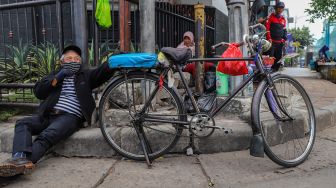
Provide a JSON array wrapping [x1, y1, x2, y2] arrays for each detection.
[[99, 74, 183, 160], [256, 75, 315, 167]]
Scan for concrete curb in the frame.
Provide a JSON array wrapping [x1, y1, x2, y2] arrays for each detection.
[[1, 103, 335, 158]]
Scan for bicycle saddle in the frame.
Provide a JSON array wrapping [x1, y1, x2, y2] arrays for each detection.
[[161, 47, 192, 64]]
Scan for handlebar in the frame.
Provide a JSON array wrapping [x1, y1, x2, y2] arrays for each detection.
[[211, 23, 266, 54], [249, 23, 266, 31], [211, 41, 245, 51]]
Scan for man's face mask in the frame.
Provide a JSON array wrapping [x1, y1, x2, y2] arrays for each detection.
[[62, 62, 81, 74], [62, 53, 82, 74]]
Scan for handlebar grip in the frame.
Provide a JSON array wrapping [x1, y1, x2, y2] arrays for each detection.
[[211, 42, 224, 50], [249, 23, 266, 31]]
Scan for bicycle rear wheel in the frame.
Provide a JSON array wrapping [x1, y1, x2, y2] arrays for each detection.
[[99, 72, 184, 161], [252, 74, 316, 167]]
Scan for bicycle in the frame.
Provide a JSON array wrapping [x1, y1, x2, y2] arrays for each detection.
[[98, 24, 316, 168]]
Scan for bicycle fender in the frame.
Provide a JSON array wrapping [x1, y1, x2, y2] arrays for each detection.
[[98, 70, 186, 116]]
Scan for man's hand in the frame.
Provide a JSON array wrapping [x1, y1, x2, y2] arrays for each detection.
[[285, 41, 289, 47], [52, 68, 73, 87], [257, 17, 266, 24], [56, 68, 73, 80]]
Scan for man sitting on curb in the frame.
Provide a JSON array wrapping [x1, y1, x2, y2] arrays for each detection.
[[0, 45, 115, 177]]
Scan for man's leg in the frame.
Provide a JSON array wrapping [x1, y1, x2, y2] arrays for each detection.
[[30, 113, 81, 163], [271, 43, 284, 71], [0, 115, 47, 177], [13, 115, 48, 154]]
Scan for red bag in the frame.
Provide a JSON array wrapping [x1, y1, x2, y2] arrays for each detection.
[[217, 43, 248, 76]]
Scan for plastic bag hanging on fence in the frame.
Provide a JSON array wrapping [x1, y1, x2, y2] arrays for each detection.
[[95, 0, 112, 28], [217, 43, 248, 76]]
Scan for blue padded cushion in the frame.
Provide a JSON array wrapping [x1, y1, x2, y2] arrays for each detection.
[[108, 53, 157, 68]]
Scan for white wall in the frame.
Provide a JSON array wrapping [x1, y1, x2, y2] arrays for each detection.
[[212, 0, 228, 15], [175, 0, 228, 15]]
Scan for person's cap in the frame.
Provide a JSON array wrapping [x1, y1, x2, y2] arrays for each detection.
[[62, 45, 82, 57], [275, 2, 285, 8]]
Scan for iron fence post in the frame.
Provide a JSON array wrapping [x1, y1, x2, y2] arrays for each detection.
[[120, 0, 131, 52], [139, 0, 155, 53], [194, 3, 205, 94], [92, 0, 99, 66], [71, 0, 88, 67], [56, 0, 64, 54]]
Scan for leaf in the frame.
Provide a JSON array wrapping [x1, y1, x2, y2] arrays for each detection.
[[305, 0, 336, 22]]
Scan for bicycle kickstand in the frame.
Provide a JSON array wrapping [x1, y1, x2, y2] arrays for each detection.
[[139, 132, 152, 168], [135, 125, 152, 168], [184, 128, 200, 156]]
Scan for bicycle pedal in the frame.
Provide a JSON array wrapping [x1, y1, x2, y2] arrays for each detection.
[[221, 127, 233, 134]]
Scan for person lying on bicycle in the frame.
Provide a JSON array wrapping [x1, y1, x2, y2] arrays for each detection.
[[0, 45, 115, 177]]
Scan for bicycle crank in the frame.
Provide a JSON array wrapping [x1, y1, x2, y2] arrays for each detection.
[[189, 113, 216, 138]]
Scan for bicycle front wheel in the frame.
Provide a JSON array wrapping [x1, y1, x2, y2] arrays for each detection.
[[252, 74, 316, 167], [99, 72, 184, 161]]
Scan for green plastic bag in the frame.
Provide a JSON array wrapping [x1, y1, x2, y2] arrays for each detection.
[[95, 0, 112, 28]]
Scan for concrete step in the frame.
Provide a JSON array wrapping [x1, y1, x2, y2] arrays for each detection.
[[1, 104, 336, 158], [0, 117, 253, 157]]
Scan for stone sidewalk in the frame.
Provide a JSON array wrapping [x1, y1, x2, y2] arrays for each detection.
[[0, 68, 336, 158], [1, 126, 336, 188]]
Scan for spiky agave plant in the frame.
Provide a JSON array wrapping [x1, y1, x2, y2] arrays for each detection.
[[30, 42, 60, 81], [0, 40, 32, 83]]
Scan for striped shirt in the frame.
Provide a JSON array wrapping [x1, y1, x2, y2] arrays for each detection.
[[54, 76, 82, 117]]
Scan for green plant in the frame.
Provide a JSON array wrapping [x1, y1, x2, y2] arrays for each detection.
[[0, 40, 32, 83], [30, 42, 60, 81], [88, 39, 120, 66], [0, 107, 22, 122], [288, 27, 315, 49], [306, 0, 336, 22]]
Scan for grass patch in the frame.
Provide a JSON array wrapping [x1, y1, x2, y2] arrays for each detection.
[[0, 108, 22, 122], [4, 89, 39, 104]]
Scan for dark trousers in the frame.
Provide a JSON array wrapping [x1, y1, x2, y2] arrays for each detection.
[[12, 113, 82, 163], [268, 42, 284, 71]]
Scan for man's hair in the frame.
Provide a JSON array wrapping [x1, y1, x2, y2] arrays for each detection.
[[60, 54, 65, 62]]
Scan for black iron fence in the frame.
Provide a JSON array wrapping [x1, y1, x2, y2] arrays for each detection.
[[0, 0, 216, 108], [0, 0, 71, 107]]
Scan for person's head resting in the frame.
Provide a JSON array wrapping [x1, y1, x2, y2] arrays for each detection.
[[275, 1, 285, 15], [60, 45, 82, 65], [183, 31, 194, 47]]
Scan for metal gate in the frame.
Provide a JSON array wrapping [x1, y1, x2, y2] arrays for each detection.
[[0, 0, 216, 108]]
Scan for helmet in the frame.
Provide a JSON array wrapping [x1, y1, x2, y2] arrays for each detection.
[[261, 39, 272, 53], [275, 2, 285, 8]]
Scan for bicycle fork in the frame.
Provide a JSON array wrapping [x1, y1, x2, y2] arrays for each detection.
[[265, 88, 294, 121]]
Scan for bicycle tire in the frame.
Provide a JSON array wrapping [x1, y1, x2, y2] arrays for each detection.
[[252, 73, 316, 167], [99, 72, 184, 161]]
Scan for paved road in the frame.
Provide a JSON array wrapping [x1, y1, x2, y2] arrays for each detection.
[[1, 67, 335, 187], [281, 67, 321, 78], [1, 126, 336, 188]]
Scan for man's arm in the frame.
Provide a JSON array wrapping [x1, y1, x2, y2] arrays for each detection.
[[265, 16, 272, 41], [89, 62, 115, 89], [33, 73, 56, 100], [282, 18, 287, 41]]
